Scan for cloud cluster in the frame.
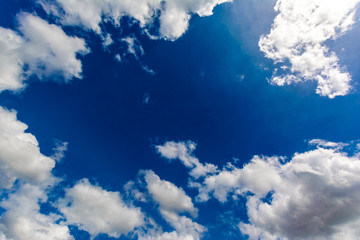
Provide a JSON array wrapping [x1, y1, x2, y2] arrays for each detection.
[[195, 156, 282, 203], [0, 13, 88, 93], [0, 108, 206, 239], [0, 184, 73, 240], [0, 107, 72, 240], [158, 140, 360, 239], [259, 0, 360, 98], [240, 145, 360, 240], [41, 0, 232, 41], [0, 110, 203, 240], [156, 141, 217, 178]]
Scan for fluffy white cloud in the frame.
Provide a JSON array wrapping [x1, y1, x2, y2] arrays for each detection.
[[0, 106, 71, 239], [138, 210, 206, 240], [0, 106, 56, 188], [195, 156, 282, 202], [0, 13, 88, 93], [259, 0, 360, 98], [240, 145, 360, 239], [0, 184, 72, 240], [56, 179, 144, 238], [140, 170, 205, 240], [178, 139, 360, 239], [143, 170, 198, 217], [156, 141, 217, 178], [18, 13, 88, 81], [40, 0, 232, 40], [0, 28, 24, 92]]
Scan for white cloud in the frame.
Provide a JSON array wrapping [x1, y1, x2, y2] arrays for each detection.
[[56, 179, 144, 238], [177, 139, 360, 239], [0, 106, 70, 239], [156, 141, 217, 178], [51, 141, 68, 162], [308, 139, 348, 149], [101, 33, 113, 48], [239, 146, 360, 240], [139, 170, 205, 240], [122, 36, 145, 60], [0, 106, 56, 188], [143, 170, 198, 217], [140, 210, 205, 240], [115, 54, 122, 62], [259, 0, 360, 98], [0, 13, 88, 93], [195, 156, 282, 202], [0, 28, 24, 92], [40, 0, 232, 40], [0, 184, 72, 240], [18, 13, 89, 81], [137, 210, 206, 240]]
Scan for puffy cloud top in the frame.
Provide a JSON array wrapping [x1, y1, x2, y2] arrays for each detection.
[[41, 0, 232, 40], [0, 13, 88, 93], [0, 106, 56, 188], [180, 139, 360, 240], [143, 170, 198, 217], [259, 0, 360, 98], [57, 179, 144, 238], [0, 184, 72, 240], [156, 141, 217, 178]]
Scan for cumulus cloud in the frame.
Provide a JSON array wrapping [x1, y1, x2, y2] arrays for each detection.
[[259, 0, 360, 98], [173, 138, 360, 239], [194, 156, 282, 202], [40, 0, 232, 40], [0, 184, 72, 240], [56, 179, 144, 238], [0, 13, 88, 93], [0, 106, 56, 188], [143, 170, 198, 217], [140, 170, 205, 240], [240, 145, 360, 240], [0, 106, 72, 239], [0, 28, 24, 92], [156, 141, 217, 178], [138, 211, 206, 240]]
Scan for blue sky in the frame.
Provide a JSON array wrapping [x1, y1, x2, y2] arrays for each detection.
[[1, 0, 360, 240]]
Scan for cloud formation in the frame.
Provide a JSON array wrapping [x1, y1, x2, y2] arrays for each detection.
[[139, 170, 205, 240], [240, 145, 360, 240], [0, 184, 73, 240], [143, 170, 198, 217], [40, 0, 232, 41], [0, 13, 88, 93], [156, 141, 217, 178], [0, 107, 71, 240], [159, 140, 360, 239], [0, 106, 56, 188], [259, 0, 360, 98], [195, 156, 282, 203], [56, 179, 144, 238]]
